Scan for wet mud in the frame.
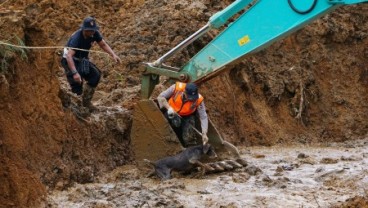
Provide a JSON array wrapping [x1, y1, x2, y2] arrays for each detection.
[[48, 138, 368, 207]]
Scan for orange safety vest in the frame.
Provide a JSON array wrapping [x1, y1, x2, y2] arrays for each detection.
[[168, 82, 204, 116]]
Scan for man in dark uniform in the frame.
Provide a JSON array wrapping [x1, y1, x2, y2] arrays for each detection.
[[61, 16, 121, 111]]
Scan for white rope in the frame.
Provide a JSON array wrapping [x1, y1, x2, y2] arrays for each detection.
[[0, 40, 109, 55]]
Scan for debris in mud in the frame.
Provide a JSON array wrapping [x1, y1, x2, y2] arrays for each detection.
[[253, 154, 266, 158], [244, 165, 262, 176], [297, 152, 308, 159], [340, 155, 361, 161], [232, 173, 251, 183], [320, 157, 339, 164], [333, 196, 368, 208], [281, 164, 295, 171], [298, 157, 317, 165]]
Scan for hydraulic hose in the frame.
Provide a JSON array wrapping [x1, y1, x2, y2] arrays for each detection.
[[288, 0, 318, 14]]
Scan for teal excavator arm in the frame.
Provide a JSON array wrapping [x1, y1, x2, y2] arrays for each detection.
[[140, 0, 368, 99]]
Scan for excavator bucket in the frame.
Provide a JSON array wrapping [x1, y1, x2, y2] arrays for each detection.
[[131, 99, 181, 164], [131, 99, 240, 165], [194, 116, 241, 159]]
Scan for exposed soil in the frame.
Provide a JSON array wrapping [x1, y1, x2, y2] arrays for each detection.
[[0, 0, 367, 207]]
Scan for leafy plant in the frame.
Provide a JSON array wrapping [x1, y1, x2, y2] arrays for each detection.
[[0, 36, 28, 73]]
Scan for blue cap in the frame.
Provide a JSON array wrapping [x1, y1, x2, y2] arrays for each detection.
[[185, 83, 199, 101], [81, 17, 99, 31]]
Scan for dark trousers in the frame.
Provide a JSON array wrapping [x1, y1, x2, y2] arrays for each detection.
[[163, 111, 197, 147], [61, 58, 101, 95]]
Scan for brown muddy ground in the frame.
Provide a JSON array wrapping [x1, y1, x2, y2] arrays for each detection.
[[47, 138, 368, 208], [0, 0, 367, 207]]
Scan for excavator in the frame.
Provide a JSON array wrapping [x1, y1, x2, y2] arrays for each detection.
[[131, 0, 368, 171]]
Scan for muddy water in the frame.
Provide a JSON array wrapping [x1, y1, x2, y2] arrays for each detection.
[[47, 138, 368, 208]]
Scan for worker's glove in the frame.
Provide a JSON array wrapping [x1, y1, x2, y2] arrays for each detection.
[[167, 107, 175, 119], [202, 134, 209, 145]]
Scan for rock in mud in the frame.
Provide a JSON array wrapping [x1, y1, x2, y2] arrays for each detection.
[[244, 165, 262, 176]]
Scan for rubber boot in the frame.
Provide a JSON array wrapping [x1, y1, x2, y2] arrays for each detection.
[[82, 85, 98, 112]]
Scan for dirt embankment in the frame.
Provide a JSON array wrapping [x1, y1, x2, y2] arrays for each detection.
[[0, 0, 367, 207], [0, 1, 134, 207]]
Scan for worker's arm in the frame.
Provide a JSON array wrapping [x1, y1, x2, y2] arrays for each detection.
[[97, 39, 121, 63], [157, 84, 175, 110], [65, 49, 82, 84], [197, 101, 209, 144]]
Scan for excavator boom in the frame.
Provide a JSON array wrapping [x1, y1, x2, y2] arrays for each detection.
[[142, 0, 367, 98]]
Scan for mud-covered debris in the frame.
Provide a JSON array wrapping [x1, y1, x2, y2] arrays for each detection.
[[331, 196, 368, 208], [315, 169, 345, 182], [253, 154, 266, 158], [197, 190, 211, 194], [276, 166, 284, 173], [232, 173, 251, 183], [315, 167, 325, 173], [261, 174, 273, 183], [340, 155, 361, 161], [298, 157, 317, 165], [297, 153, 308, 159], [320, 157, 339, 164], [244, 165, 262, 176], [282, 165, 294, 171]]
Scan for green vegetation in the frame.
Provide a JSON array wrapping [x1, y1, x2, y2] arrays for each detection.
[[0, 36, 28, 73]]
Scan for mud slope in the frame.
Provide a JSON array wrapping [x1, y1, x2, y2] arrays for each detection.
[[0, 1, 134, 207], [0, 0, 367, 207]]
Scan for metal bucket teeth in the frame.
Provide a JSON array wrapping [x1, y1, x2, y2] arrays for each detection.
[[224, 160, 243, 168], [209, 163, 224, 172], [218, 161, 234, 170], [200, 158, 247, 175], [204, 164, 215, 172], [235, 158, 248, 166]]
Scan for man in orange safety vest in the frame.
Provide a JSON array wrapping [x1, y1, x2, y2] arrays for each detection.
[[157, 82, 208, 147]]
